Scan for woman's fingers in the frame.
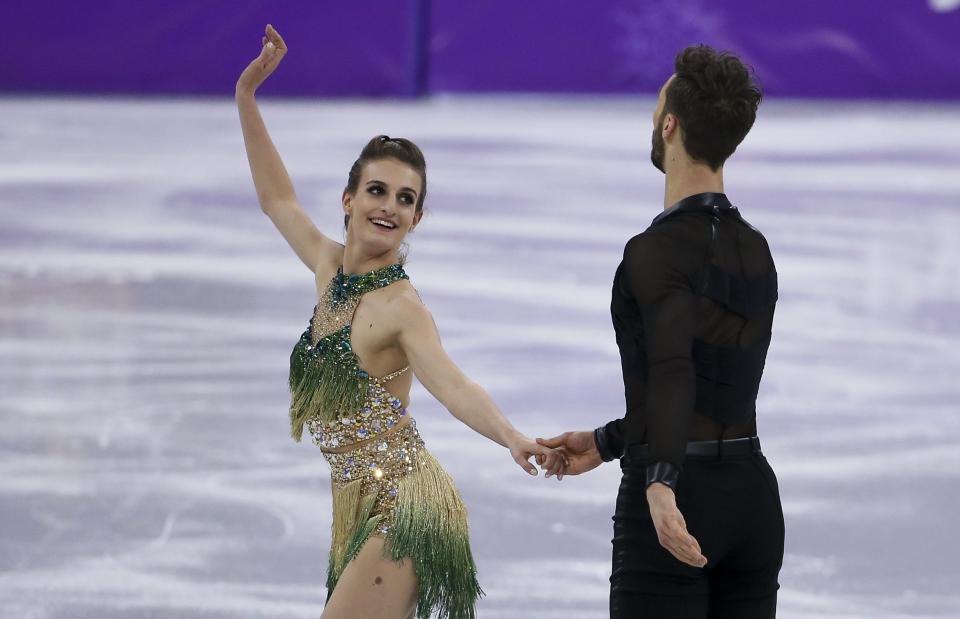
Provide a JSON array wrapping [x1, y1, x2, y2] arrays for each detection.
[[512, 439, 573, 478], [557, 452, 575, 480], [238, 26, 287, 93], [266, 23, 287, 50], [520, 443, 569, 478], [513, 452, 538, 476], [531, 442, 568, 464], [529, 444, 567, 478], [259, 40, 286, 73], [543, 451, 564, 478]]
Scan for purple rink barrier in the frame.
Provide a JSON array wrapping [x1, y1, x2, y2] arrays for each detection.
[[3, 0, 960, 98], [3, 0, 424, 97], [428, 0, 960, 98]]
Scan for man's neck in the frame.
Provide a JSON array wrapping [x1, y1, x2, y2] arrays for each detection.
[[663, 161, 725, 210]]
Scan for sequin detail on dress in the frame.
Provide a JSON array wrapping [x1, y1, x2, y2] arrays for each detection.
[[288, 263, 409, 440], [286, 263, 482, 619]]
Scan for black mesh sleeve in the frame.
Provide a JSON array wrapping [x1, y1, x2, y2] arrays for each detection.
[[619, 232, 698, 470], [600, 418, 626, 460]]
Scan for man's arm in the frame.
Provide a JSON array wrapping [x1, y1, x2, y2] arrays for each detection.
[[540, 230, 706, 567], [619, 232, 698, 488], [542, 230, 698, 473], [621, 232, 707, 568]]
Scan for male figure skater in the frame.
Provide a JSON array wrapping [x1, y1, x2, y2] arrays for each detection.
[[539, 46, 784, 618]]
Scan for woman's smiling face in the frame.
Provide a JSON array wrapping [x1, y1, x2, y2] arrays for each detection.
[[343, 157, 424, 253]]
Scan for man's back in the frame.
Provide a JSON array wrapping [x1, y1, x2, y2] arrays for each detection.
[[607, 193, 778, 468]]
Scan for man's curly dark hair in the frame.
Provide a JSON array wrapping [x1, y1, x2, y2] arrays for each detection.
[[663, 45, 762, 171]]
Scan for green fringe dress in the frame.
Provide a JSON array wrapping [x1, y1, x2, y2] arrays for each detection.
[[288, 263, 483, 619]]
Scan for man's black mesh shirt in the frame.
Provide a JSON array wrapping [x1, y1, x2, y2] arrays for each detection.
[[601, 192, 778, 471]]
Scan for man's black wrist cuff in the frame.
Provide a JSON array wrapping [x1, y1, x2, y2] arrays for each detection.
[[593, 427, 617, 462], [645, 461, 680, 491]]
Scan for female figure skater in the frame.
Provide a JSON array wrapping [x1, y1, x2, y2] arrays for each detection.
[[236, 25, 565, 619]]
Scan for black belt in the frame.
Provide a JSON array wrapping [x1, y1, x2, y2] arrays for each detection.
[[626, 436, 762, 460]]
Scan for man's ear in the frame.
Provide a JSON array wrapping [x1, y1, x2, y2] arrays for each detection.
[[662, 113, 679, 141]]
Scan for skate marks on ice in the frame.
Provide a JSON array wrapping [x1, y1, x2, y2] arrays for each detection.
[[0, 97, 958, 617]]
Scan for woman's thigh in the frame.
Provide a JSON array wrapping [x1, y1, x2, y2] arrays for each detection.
[[321, 537, 418, 619]]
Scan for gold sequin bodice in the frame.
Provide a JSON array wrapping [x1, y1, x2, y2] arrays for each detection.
[[307, 374, 426, 535], [288, 263, 410, 440], [290, 263, 423, 535], [305, 366, 410, 448]]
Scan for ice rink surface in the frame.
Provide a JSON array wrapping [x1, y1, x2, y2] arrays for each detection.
[[1, 95, 959, 618]]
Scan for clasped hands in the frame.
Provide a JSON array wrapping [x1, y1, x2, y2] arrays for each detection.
[[528, 430, 707, 569]]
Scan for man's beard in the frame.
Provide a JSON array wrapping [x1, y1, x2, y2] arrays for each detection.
[[650, 114, 666, 174]]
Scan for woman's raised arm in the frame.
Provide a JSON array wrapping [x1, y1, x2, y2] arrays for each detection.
[[235, 24, 342, 272]]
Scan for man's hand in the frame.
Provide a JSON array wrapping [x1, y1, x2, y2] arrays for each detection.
[[536, 431, 603, 480], [646, 483, 707, 568]]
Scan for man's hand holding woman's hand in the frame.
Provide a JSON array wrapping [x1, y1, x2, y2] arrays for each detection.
[[507, 432, 568, 478], [535, 430, 603, 480]]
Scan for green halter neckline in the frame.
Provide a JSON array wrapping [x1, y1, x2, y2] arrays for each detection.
[[327, 263, 409, 306], [289, 262, 409, 442]]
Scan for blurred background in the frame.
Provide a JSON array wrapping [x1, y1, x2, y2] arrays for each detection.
[[2, 1, 959, 618]]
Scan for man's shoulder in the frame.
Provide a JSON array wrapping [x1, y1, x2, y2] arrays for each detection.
[[622, 217, 702, 258]]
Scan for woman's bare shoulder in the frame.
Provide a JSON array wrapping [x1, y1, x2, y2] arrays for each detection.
[[369, 281, 431, 327], [380, 280, 425, 309]]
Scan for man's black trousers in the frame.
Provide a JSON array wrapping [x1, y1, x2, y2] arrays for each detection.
[[610, 448, 785, 618]]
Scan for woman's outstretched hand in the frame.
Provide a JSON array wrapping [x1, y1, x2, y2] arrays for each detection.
[[508, 434, 568, 478], [236, 24, 287, 97]]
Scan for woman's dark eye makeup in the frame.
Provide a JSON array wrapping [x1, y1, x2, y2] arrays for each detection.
[[368, 183, 414, 205]]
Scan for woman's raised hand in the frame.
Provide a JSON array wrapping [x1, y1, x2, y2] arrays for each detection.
[[236, 24, 287, 96]]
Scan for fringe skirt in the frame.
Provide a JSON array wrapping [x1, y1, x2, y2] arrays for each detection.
[[326, 447, 483, 619]]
